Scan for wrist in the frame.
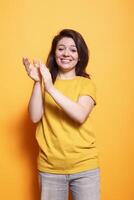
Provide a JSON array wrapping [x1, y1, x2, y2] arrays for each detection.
[[34, 79, 41, 83], [34, 80, 41, 85]]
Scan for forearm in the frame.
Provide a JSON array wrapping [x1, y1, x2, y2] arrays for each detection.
[[47, 87, 87, 124], [28, 81, 44, 123]]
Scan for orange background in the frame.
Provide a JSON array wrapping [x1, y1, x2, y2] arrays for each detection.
[[0, 0, 134, 199]]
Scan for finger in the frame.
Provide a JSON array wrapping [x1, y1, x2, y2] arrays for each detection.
[[33, 59, 39, 68], [39, 65, 45, 77], [22, 57, 27, 66], [39, 60, 43, 67], [39, 65, 45, 74], [22, 58, 31, 70], [39, 66, 44, 74], [23, 57, 29, 66], [22, 57, 25, 65], [39, 60, 46, 66], [39, 60, 48, 71]]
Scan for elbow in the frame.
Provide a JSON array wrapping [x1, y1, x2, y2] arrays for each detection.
[[77, 110, 91, 124], [77, 105, 94, 124], [78, 119, 85, 125], [30, 116, 42, 123], [29, 111, 44, 123], [77, 115, 87, 125], [32, 118, 41, 123]]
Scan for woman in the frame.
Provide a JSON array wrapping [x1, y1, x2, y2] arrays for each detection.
[[23, 29, 100, 200]]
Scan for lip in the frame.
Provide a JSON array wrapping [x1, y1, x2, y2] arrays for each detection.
[[61, 60, 72, 64], [61, 58, 72, 61]]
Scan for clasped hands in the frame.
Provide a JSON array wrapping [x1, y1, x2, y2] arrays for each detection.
[[22, 57, 54, 92]]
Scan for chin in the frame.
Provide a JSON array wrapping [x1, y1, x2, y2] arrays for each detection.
[[60, 66, 75, 71]]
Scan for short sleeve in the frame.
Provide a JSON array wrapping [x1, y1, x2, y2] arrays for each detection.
[[79, 79, 97, 105]]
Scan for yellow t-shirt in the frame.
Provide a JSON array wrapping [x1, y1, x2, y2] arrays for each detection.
[[36, 76, 99, 174]]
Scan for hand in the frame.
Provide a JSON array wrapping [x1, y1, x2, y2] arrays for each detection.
[[39, 60, 54, 92], [22, 57, 42, 82]]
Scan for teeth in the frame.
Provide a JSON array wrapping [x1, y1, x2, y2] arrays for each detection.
[[61, 59, 71, 62]]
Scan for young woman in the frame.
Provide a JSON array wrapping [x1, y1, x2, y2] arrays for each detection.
[[23, 29, 100, 200]]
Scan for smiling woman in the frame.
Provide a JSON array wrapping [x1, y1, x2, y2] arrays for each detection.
[[22, 29, 100, 200], [46, 29, 90, 82], [55, 37, 79, 76]]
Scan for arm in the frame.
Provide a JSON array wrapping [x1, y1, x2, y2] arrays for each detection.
[[28, 81, 44, 123], [47, 87, 95, 124], [22, 57, 43, 123], [39, 61, 95, 124]]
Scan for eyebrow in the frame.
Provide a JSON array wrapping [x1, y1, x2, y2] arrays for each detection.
[[57, 44, 77, 47]]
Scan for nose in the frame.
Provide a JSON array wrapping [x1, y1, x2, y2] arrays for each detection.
[[63, 49, 70, 56]]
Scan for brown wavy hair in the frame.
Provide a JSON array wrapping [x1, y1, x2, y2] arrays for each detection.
[[46, 29, 90, 83]]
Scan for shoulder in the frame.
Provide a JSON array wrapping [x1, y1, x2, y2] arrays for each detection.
[[77, 76, 96, 88]]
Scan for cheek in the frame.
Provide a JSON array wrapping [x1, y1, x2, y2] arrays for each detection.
[[55, 52, 60, 63], [55, 50, 62, 58], [74, 55, 79, 62], [55, 55, 61, 65], [74, 52, 79, 60]]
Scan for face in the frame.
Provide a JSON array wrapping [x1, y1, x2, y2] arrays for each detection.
[[55, 37, 79, 72]]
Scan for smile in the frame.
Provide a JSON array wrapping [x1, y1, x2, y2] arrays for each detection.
[[61, 59, 72, 62]]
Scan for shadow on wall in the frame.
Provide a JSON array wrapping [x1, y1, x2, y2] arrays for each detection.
[[20, 111, 40, 200], [8, 109, 40, 200]]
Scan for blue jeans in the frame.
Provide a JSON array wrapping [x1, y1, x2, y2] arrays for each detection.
[[38, 168, 100, 200]]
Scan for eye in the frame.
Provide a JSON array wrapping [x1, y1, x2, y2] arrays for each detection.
[[58, 48, 64, 51], [71, 49, 77, 52]]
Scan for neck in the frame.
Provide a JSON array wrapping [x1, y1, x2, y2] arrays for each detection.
[[57, 70, 76, 80]]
